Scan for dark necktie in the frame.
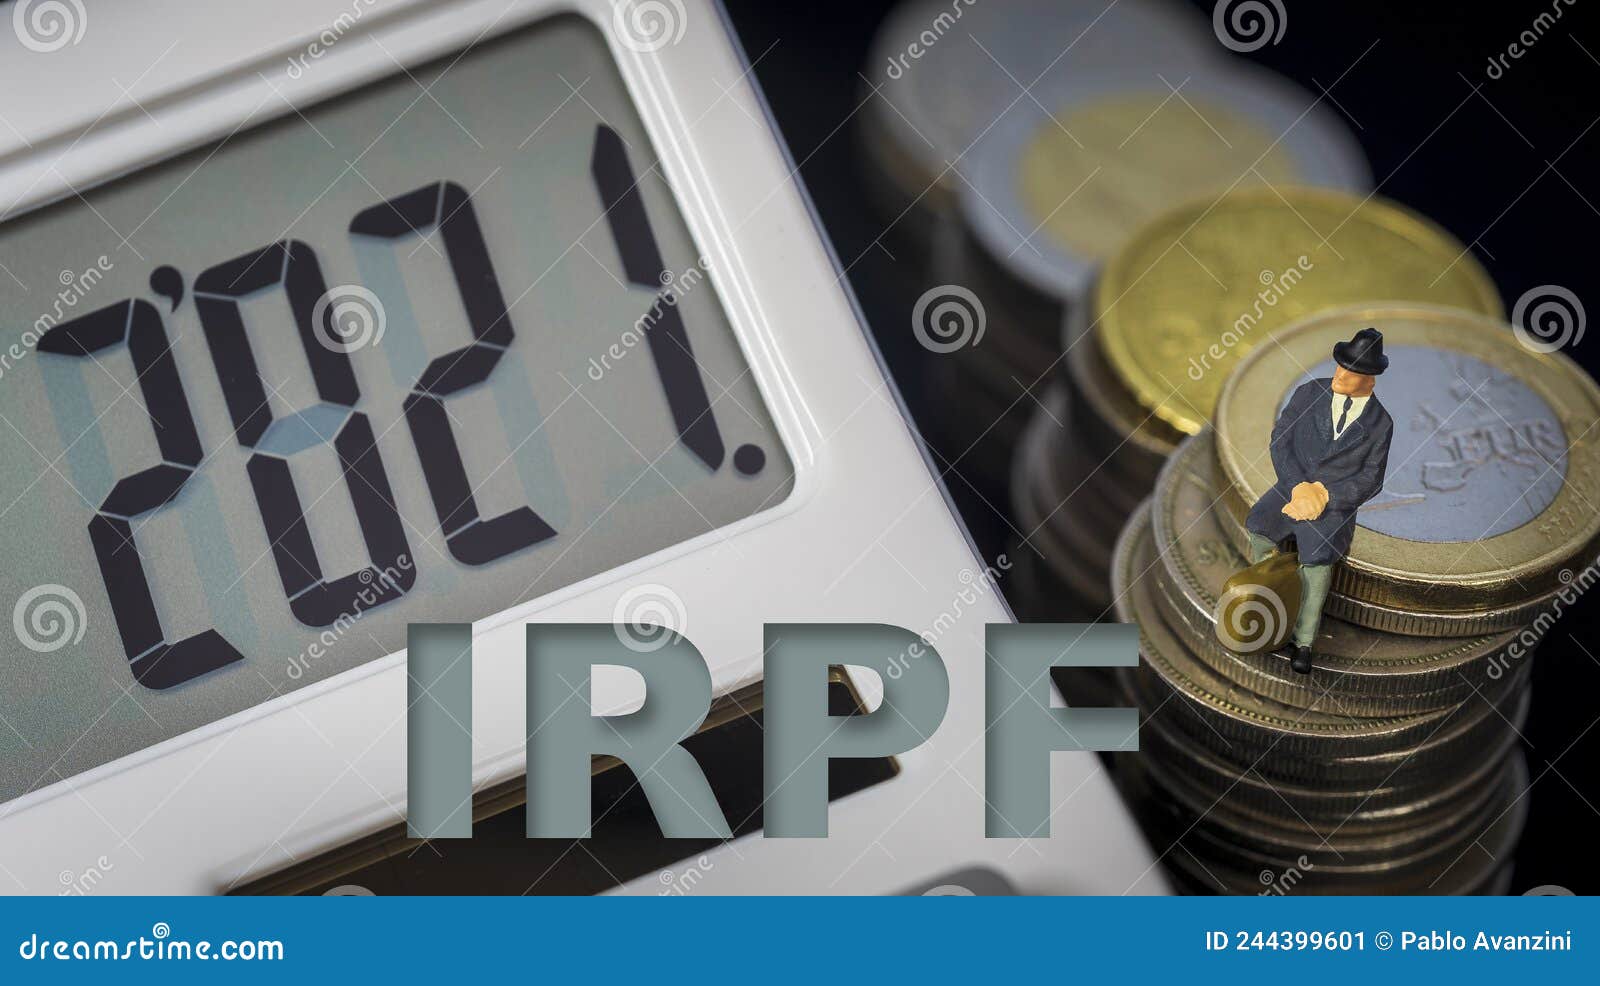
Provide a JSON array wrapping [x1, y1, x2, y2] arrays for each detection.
[[1336, 396, 1353, 437]]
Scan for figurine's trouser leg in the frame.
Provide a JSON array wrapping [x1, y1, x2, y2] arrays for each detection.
[[1248, 533, 1275, 564], [1295, 564, 1333, 648]]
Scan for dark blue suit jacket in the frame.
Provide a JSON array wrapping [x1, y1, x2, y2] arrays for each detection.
[[1244, 379, 1393, 566]]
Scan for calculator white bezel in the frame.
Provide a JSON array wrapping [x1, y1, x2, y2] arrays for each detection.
[[0, 0, 1161, 895]]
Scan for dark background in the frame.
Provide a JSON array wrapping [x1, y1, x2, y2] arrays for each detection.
[[721, 0, 1599, 894]]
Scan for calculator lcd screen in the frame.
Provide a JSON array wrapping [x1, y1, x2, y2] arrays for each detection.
[[0, 15, 791, 803]]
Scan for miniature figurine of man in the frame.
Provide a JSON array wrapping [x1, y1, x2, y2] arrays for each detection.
[[1244, 327, 1393, 674]]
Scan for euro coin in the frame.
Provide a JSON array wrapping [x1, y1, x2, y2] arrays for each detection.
[[1012, 385, 1118, 610], [1140, 749, 1527, 894], [1094, 188, 1503, 436], [860, 0, 1216, 248], [1065, 330, 1180, 480], [964, 65, 1367, 307], [1135, 696, 1522, 828], [1152, 430, 1517, 714], [1113, 506, 1477, 763], [1214, 303, 1600, 616]]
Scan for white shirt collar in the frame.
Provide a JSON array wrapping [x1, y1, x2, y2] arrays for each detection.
[[1332, 391, 1371, 438]]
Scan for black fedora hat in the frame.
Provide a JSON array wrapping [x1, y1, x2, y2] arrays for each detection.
[[1333, 327, 1388, 375]]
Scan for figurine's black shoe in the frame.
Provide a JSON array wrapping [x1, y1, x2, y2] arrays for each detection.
[[1289, 645, 1314, 675]]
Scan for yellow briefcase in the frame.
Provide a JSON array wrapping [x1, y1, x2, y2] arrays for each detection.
[[1213, 551, 1302, 655]]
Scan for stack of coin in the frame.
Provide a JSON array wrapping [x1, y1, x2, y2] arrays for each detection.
[[862, 0, 1234, 498], [1010, 188, 1504, 620], [860, 0, 1217, 272], [918, 25, 1370, 500], [1109, 303, 1600, 894]]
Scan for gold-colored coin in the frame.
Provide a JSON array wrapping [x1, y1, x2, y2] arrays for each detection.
[[1120, 749, 1527, 895], [1065, 330, 1182, 472], [1143, 751, 1525, 890], [1019, 93, 1301, 263], [1136, 696, 1520, 826], [1012, 413, 1116, 610], [1150, 429, 1516, 714], [1111, 506, 1463, 762], [1094, 187, 1503, 435], [1136, 731, 1507, 863], [1211, 476, 1578, 637], [1214, 303, 1600, 613]]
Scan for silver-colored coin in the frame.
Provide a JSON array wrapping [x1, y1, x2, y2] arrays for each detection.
[[1153, 430, 1519, 713], [933, 221, 1063, 352], [1126, 749, 1528, 894], [1064, 330, 1176, 482], [1116, 512, 1535, 806], [1114, 512, 1478, 760], [963, 64, 1369, 306], [1139, 740, 1512, 864], [1011, 388, 1124, 610], [1211, 484, 1579, 638], [861, 0, 1218, 234], [1004, 539, 1100, 622], [1121, 628, 1528, 788], [1015, 462, 1115, 611], [1134, 689, 1524, 828]]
